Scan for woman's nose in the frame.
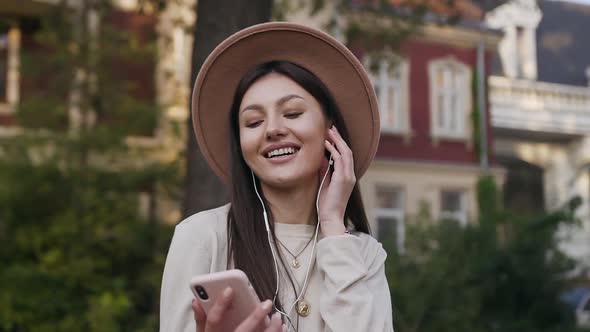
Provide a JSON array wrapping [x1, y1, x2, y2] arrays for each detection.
[[265, 118, 287, 140]]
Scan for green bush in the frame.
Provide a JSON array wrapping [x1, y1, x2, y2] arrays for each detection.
[[384, 175, 579, 332], [0, 161, 173, 332]]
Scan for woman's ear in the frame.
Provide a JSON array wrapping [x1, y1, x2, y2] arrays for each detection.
[[326, 119, 334, 130]]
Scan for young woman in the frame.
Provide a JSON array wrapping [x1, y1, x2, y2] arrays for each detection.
[[160, 23, 393, 332]]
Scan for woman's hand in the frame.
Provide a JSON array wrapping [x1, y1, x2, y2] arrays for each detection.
[[318, 126, 355, 237], [192, 288, 285, 332]]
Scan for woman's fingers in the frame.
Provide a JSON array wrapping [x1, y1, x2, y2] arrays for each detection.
[[264, 312, 284, 332], [320, 126, 356, 235], [324, 139, 341, 166], [329, 126, 355, 177], [205, 287, 234, 329], [318, 153, 332, 185], [324, 139, 343, 182], [324, 137, 354, 186], [193, 293, 282, 332], [329, 126, 353, 158], [235, 300, 273, 332], [327, 127, 355, 180], [192, 299, 207, 331]]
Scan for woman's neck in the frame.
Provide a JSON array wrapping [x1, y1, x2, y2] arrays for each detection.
[[261, 180, 318, 225]]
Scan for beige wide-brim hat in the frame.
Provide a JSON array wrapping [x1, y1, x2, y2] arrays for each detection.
[[192, 22, 380, 182]]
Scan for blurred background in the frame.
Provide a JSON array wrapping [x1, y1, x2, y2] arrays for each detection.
[[1, 0, 590, 331]]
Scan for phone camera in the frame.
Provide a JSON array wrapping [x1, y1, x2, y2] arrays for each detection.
[[194, 285, 209, 300]]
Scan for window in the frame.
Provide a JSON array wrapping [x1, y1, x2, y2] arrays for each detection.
[[0, 25, 19, 112], [440, 190, 467, 226], [366, 56, 410, 134], [374, 186, 405, 253], [428, 57, 471, 140]]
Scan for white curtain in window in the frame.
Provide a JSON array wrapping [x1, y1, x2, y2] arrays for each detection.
[[429, 57, 471, 139]]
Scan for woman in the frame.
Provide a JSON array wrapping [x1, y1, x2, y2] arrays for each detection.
[[160, 23, 393, 332]]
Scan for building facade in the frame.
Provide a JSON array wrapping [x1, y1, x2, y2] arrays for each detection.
[[486, 0, 590, 268], [359, 21, 504, 252], [282, 0, 505, 251]]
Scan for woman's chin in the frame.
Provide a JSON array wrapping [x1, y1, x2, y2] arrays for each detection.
[[262, 177, 301, 190], [260, 172, 316, 190]]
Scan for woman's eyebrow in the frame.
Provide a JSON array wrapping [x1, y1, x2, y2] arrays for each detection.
[[240, 104, 264, 114], [240, 94, 304, 114], [276, 94, 304, 107]]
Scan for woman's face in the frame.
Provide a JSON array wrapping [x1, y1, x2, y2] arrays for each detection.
[[238, 73, 329, 189]]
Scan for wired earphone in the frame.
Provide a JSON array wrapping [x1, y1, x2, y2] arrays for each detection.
[[251, 152, 334, 332]]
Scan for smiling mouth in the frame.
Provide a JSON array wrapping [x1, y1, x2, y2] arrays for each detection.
[[265, 147, 300, 159]]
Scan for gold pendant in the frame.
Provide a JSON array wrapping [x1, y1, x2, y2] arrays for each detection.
[[291, 258, 300, 269], [296, 300, 310, 317]]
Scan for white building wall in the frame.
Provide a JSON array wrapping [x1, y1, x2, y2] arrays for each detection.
[[360, 160, 504, 230], [487, 0, 590, 270]]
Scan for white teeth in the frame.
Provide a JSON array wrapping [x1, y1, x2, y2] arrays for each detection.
[[266, 147, 297, 158]]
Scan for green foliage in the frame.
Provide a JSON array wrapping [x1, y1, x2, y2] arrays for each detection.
[[18, 0, 160, 138], [477, 174, 506, 230], [16, 97, 69, 131], [0, 1, 176, 331], [343, 0, 466, 52], [385, 221, 485, 332], [384, 176, 579, 332], [273, 0, 468, 52], [0, 161, 174, 332]]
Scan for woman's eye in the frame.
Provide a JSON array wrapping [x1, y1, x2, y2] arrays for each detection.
[[285, 112, 303, 119], [246, 120, 262, 128]]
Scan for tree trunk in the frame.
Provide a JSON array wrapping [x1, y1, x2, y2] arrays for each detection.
[[182, 0, 272, 219]]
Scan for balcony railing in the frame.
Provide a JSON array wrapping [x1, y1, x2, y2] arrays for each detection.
[[489, 75, 590, 135]]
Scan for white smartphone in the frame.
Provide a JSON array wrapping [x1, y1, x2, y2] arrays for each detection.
[[190, 269, 262, 330]]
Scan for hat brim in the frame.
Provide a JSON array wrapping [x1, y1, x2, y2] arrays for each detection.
[[192, 22, 380, 183]]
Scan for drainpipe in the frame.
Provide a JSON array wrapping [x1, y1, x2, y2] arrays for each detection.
[[477, 39, 489, 172]]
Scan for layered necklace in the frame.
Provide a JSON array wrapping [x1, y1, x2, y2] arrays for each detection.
[[276, 236, 314, 269], [276, 233, 316, 318]]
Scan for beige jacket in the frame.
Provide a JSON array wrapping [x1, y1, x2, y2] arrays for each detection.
[[159, 204, 394, 332]]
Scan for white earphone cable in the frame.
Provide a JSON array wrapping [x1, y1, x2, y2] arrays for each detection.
[[251, 170, 296, 331], [286, 155, 332, 318], [251, 155, 333, 332]]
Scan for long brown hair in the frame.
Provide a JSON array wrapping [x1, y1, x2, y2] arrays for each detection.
[[227, 61, 371, 312]]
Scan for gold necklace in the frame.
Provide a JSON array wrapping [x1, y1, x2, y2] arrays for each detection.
[[276, 234, 314, 269], [287, 259, 313, 318], [277, 230, 317, 317], [296, 300, 311, 317]]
